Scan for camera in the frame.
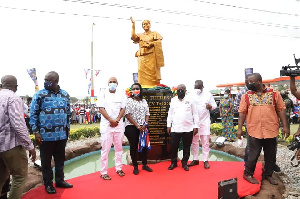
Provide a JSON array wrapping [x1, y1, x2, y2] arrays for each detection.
[[287, 135, 300, 151], [280, 65, 300, 77]]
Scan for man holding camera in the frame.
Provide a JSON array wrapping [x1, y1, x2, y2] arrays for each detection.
[[290, 76, 300, 161], [237, 73, 290, 185]]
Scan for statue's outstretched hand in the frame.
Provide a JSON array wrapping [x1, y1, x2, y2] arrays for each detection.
[[130, 17, 135, 24]]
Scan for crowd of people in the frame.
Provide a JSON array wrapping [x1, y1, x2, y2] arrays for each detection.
[[1, 71, 300, 198]]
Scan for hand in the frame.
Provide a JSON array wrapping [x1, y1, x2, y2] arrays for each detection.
[[237, 129, 242, 139], [294, 130, 300, 140], [167, 127, 171, 134], [109, 119, 118, 127], [140, 125, 146, 132], [220, 114, 223, 117], [193, 128, 198, 135], [34, 132, 43, 145], [206, 104, 212, 110], [282, 126, 290, 139], [296, 149, 300, 161], [130, 17, 135, 24], [29, 149, 36, 162]]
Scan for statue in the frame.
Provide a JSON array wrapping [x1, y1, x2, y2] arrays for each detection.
[[130, 17, 164, 88]]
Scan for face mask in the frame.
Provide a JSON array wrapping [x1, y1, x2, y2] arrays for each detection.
[[195, 89, 202, 95], [224, 94, 229, 98], [247, 83, 256, 91], [177, 90, 185, 99], [44, 81, 54, 90], [132, 90, 140, 97], [108, 83, 117, 91]]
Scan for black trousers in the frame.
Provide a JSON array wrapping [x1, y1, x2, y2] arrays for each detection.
[[244, 136, 277, 177], [39, 140, 67, 186], [170, 131, 193, 166], [125, 125, 148, 167], [0, 177, 10, 199]]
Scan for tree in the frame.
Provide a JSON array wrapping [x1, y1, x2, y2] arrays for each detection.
[[70, 97, 78, 104]]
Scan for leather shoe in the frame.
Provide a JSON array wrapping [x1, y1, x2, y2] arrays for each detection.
[[265, 176, 278, 185], [142, 165, 153, 172], [204, 161, 210, 169], [133, 166, 139, 175], [273, 164, 281, 172], [55, 181, 73, 188], [188, 160, 199, 167], [168, 164, 177, 170], [45, 185, 56, 194], [182, 165, 189, 171], [243, 174, 259, 184]]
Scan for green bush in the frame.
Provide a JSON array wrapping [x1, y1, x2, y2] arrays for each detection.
[[30, 127, 100, 142], [210, 123, 224, 136]]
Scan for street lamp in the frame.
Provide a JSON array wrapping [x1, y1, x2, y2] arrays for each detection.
[[90, 23, 95, 104]]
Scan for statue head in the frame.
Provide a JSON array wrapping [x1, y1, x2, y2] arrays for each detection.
[[142, 20, 151, 31]]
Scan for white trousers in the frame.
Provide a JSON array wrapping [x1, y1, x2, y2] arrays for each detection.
[[100, 131, 124, 175], [191, 134, 210, 162]]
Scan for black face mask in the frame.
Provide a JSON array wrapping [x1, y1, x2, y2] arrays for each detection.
[[247, 83, 257, 91], [177, 91, 185, 99]]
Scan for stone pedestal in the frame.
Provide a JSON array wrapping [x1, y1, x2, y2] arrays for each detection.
[[142, 89, 172, 160]]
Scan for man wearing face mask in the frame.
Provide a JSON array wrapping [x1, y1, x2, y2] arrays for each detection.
[[0, 75, 36, 199], [188, 80, 217, 169], [237, 73, 289, 185], [98, 77, 126, 180], [167, 84, 199, 171], [30, 71, 73, 194]]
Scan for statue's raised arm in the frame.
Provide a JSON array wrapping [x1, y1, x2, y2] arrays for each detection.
[[130, 18, 164, 88]]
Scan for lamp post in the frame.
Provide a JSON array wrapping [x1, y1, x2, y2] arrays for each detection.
[[90, 23, 95, 104]]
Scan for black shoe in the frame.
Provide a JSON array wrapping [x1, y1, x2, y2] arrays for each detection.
[[182, 165, 189, 171], [55, 181, 73, 188], [133, 166, 139, 175], [187, 160, 199, 167], [204, 161, 210, 169], [45, 185, 56, 194], [168, 163, 177, 170], [142, 165, 153, 172], [274, 164, 281, 172]]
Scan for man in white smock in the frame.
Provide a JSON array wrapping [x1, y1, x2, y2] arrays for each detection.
[[99, 77, 126, 180], [188, 80, 217, 169]]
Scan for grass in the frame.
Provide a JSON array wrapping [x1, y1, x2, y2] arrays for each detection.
[[70, 123, 99, 130]]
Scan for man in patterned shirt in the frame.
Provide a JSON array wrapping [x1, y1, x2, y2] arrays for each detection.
[[237, 73, 289, 185], [30, 71, 73, 194]]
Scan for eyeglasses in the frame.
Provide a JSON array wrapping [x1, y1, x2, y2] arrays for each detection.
[[178, 89, 185, 92], [132, 88, 140, 90]]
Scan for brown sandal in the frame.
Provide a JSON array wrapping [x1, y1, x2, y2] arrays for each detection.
[[100, 174, 111, 180], [116, 170, 125, 177]]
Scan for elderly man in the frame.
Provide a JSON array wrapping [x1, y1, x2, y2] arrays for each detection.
[[98, 77, 126, 180], [30, 71, 73, 194], [188, 80, 217, 169], [0, 75, 36, 199], [237, 73, 289, 185], [167, 84, 199, 171]]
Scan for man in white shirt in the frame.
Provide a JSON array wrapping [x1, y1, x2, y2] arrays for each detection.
[[99, 77, 126, 180], [188, 80, 217, 169], [167, 84, 199, 171]]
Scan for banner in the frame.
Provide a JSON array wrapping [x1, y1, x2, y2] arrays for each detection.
[[88, 83, 91, 94], [27, 68, 39, 92]]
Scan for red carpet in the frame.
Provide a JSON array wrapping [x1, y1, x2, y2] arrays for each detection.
[[22, 161, 262, 199]]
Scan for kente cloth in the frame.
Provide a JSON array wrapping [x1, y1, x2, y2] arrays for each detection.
[[138, 127, 151, 152]]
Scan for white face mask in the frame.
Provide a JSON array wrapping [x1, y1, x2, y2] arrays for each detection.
[[195, 89, 202, 95], [108, 83, 117, 91]]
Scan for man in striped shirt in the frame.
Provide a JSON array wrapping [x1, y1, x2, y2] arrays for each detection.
[[0, 75, 36, 199]]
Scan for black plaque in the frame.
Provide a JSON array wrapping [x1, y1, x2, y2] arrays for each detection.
[[142, 89, 172, 160]]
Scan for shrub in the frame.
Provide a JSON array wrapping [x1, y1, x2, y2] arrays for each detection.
[[210, 123, 224, 136]]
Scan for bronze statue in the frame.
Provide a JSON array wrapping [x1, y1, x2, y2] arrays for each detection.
[[130, 17, 164, 88]]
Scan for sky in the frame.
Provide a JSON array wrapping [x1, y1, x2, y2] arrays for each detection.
[[1, 0, 300, 98]]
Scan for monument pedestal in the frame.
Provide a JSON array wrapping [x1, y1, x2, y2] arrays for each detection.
[[142, 89, 172, 160]]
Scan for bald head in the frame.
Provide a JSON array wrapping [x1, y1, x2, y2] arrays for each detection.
[[1, 75, 18, 92], [108, 77, 118, 84], [194, 80, 203, 90]]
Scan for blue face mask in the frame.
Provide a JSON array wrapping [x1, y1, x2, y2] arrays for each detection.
[[44, 81, 54, 90], [224, 94, 229, 98], [108, 83, 117, 91]]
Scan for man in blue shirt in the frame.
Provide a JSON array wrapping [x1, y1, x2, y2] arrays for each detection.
[[30, 71, 73, 194]]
